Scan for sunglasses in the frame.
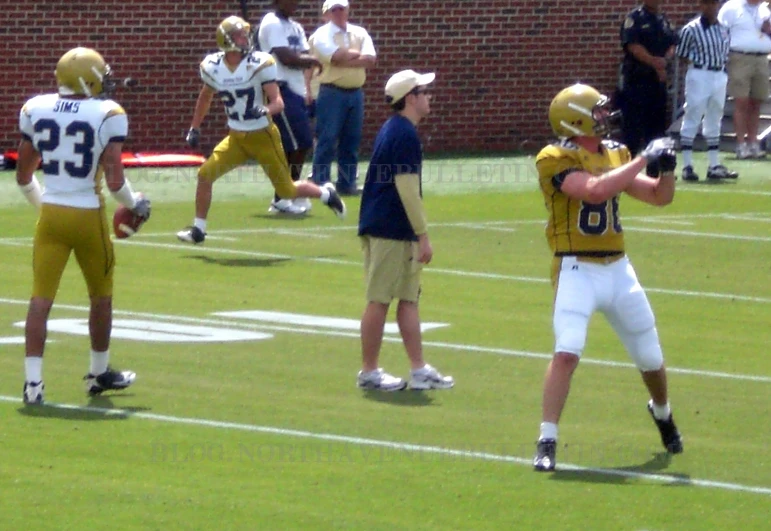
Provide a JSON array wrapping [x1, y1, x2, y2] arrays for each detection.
[[329, 6, 345, 12], [411, 87, 430, 96]]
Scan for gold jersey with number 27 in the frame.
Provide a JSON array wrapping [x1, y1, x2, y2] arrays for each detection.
[[536, 138, 632, 256]]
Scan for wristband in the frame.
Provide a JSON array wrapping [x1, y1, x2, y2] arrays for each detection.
[[19, 175, 42, 209], [110, 181, 137, 209]]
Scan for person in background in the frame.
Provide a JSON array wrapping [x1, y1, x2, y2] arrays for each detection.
[[718, 0, 771, 159], [677, 0, 738, 181], [308, 0, 376, 195], [258, 0, 323, 214], [618, 0, 678, 176], [178, 16, 345, 245]]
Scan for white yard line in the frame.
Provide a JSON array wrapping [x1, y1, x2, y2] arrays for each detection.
[[0, 395, 768, 496], [0, 297, 768, 383]]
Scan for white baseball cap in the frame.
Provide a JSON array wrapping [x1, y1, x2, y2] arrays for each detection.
[[322, 0, 349, 13], [385, 70, 435, 103]]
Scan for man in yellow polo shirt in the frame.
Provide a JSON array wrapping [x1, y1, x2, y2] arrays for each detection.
[[309, 0, 376, 195]]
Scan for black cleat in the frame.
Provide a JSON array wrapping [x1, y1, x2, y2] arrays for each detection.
[[176, 225, 206, 244], [706, 165, 738, 180], [85, 368, 136, 396], [681, 166, 699, 182], [323, 182, 346, 220], [533, 438, 557, 471], [647, 403, 683, 454]]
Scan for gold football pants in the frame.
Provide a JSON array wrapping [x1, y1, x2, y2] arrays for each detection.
[[32, 204, 115, 299], [198, 124, 296, 199]]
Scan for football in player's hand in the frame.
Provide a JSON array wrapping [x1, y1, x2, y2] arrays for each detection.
[[113, 204, 145, 239]]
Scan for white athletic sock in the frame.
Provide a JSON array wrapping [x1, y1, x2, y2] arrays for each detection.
[[194, 218, 207, 232], [649, 399, 671, 420], [90, 350, 109, 376], [319, 187, 330, 204], [707, 149, 719, 168], [681, 148, 694, 168], [539, 422, 558, 441], [25, 356, 43, 383]]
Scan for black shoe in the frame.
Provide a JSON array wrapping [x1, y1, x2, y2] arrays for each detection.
[[706, 165, 738, 180], [647, 403, 683, 454], [85, 368, 136, 396], [176, 225, 206, 244], [681, 166, 699, 182], [323, 182, 347, 219], [533, 438, 557, 471]]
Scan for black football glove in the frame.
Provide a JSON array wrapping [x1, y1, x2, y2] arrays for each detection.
[[186, 127, 200, 148], [658, 149, 677, 173], [639, 137, 675, 164], [131, 194, 152, 222]]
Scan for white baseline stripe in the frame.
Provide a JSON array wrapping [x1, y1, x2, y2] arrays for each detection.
[[1, 297, 768, 384], [0, 396, 768, 496]]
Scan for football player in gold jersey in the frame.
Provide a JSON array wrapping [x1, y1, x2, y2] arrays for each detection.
[[177, 16, 346, 245], [532, 83, 683, 471], [16, 47, 151, 404]]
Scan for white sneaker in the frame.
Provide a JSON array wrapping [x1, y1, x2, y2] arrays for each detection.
[[356, 368, 407, 391], [293, 196, 312, 212], [23, 381, 44, 404], [409, 364, 454, 390], [736, 143, 752, 160], [750, 142, 766, 159], [268, 199, 308, 215]]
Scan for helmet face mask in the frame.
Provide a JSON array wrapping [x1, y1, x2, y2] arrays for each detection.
[[55, 47, 112, 97], [549, 84, 622, 139], [216, 16, 253, 54]]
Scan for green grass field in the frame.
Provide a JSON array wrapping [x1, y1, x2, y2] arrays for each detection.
[[1, 153, 769, 530]]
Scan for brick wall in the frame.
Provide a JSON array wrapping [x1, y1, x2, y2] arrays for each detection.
[[0, 0, 700, 155]]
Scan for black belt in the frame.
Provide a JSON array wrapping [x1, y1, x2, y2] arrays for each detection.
[[730, 50, 768, 56], [320, 83, 362, 92], [692, 64, 726, 72]]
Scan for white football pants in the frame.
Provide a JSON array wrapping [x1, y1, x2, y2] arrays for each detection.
[[552, 256, 664, 371], [679, 67, 728, 145]]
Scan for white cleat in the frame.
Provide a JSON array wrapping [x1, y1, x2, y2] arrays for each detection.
[[409, 364, 454, 390], [357, 368, 407, 392], [269, 199, 308, 215]]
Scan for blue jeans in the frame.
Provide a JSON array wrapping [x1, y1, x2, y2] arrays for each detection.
[[311, 84, 364, 190]]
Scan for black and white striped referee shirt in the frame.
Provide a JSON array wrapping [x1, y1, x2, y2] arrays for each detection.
[[676, 16, 730, 70]]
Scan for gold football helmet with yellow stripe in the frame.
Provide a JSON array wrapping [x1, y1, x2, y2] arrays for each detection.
[[216, 16, 253, 53], [548, 84, 620, 138], [55, 47, 114, 97]]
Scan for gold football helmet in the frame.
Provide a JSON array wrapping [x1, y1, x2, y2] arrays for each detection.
[[548, 84, 619, 138], [216, 16, 253, 53], [55, 47, 114, 97]]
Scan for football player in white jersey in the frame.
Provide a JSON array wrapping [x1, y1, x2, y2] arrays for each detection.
[[178, 16, 346, 245], [259, 0, 323, 215], [16, 47, 151, 404]]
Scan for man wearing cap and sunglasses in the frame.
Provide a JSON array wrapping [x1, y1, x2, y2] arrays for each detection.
[[356, 70, 454, 392], [309, 0, 376, 196]]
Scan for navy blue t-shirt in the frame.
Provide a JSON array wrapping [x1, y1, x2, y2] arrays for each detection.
[[358, 115, 422, 241]]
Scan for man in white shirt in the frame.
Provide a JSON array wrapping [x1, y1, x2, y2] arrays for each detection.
[[309, 0, 377, 195], [258, 0, 323, 214], [718, 0, 771, 158]]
